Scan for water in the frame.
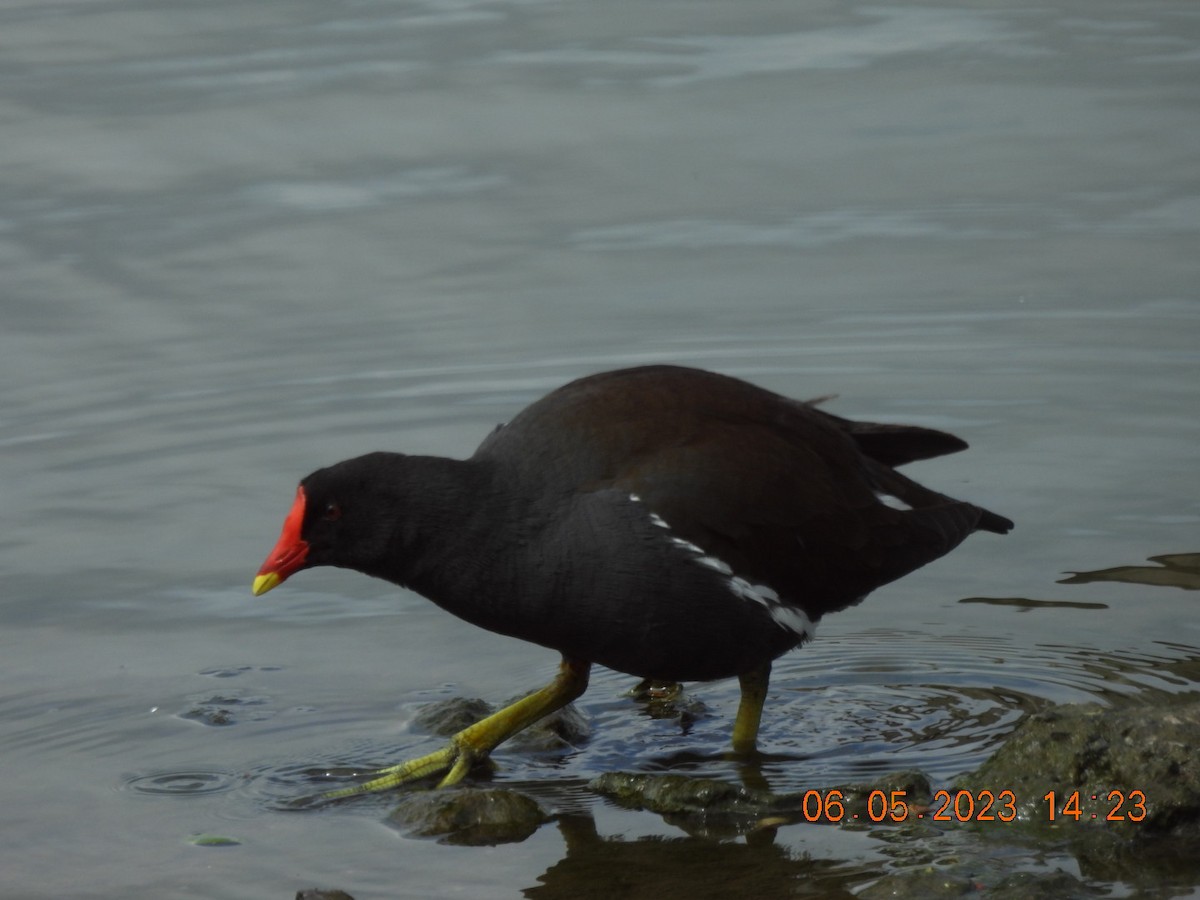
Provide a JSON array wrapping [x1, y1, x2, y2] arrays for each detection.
[[3, 1, 1198, 897]]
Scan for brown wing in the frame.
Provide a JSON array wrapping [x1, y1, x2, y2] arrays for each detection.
[[606, 417, 993, 621], [474, 365, 1007, 619]]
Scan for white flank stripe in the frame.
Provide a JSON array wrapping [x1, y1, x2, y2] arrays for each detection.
[[669, 535, 706, 554], [696, 556, 733, 574], [728, 577, 810, 638], [637, 498, 808, 638], [874, 490, 913, 511]]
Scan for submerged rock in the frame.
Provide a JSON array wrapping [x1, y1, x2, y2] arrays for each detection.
[[590, 771, 771, 815], [856, 867, 976, 899], [589, 770, 933, 839], [857, 867, 1101, 900], [627, 679, 711, 730], [386, 787, 548, 845], [590, 772, 773, 837]]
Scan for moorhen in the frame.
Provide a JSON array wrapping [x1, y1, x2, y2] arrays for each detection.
[[253, 365, 1011, 795]]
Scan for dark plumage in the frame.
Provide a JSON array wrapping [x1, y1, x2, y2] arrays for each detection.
[[254, 365, 1011, 794]]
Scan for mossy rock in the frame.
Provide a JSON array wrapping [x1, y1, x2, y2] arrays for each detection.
[[956, 696, 1200, 837], [386, 787, 548, 845]]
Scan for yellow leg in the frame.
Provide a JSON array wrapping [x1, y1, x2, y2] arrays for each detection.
[[325, 658, 591, 798], [731, 662, 771, 754]]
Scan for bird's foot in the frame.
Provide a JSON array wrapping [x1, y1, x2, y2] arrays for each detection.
[[322, 739, 485, 799], [310, 658, 590, 803]]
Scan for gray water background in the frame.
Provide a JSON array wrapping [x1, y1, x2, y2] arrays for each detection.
[[3, 1, 1199, 897]]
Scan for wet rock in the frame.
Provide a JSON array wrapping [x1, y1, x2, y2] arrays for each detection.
[[412, 697, 493, 735], [180, 693, 269, 726], [508, 697, 590, 752], [856, 867, 975, 898], [858, 866, 1099, 899], [628, 679, 710, 730], [591, 770, 934, 831], [955, 695, 1200, 838], [589, 770, 935, 840], [813, 770, 933, 827], [386, 787, 548, 845], [590, 772, 778, 838], [952, 694, 1200, 891], [592, 771, 772, 815], [181, 696, 240, 726], [985, 870, 1101, 899], [410, 695, 589, 752]]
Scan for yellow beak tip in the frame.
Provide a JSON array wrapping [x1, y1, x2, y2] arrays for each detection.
[[252, 572, 282, 596]]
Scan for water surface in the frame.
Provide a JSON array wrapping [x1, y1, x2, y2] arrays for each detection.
[[2, 1, 1198, 897]]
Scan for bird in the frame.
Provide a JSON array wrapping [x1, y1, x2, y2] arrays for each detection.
[[252, 364, 1012, 795]]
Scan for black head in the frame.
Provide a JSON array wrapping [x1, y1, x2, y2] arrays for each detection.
[[252, 452, 409, 595]]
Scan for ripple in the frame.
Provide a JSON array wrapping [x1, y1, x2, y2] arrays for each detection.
[[123, 769, 239, 796], [238, 635, 1200, 807], [244, 754, 415, 812], [711, 633, 1200, 789], [553, 633, 1200, 793]]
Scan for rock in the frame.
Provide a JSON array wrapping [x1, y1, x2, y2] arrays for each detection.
[[955, 696, 1200, 838], [857, 868, 975, 898], [627, 679, 710, 730], [590, 771, 777, 839], [412, 697, 493, 736], [953, 694, 1200, 890], [986, 870, 1101, 899], [386, 787, 548, 845], [507, 697, 590, 752], [858, 867, 1100, 899], [410, 695, 589, 752], [589, 770, 935, 839], [591, 771, 770, 814]]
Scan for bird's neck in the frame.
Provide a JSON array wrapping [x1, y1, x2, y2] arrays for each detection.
[[358, 455, 508, 602]]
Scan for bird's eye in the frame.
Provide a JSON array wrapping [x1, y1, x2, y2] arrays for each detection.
[[323, 502, 342, 522]]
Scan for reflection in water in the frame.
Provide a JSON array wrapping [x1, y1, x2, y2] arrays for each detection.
[[959, 596, 1107, 610], [1059, 552, 1200, 590], [526, 814, 871, 900]]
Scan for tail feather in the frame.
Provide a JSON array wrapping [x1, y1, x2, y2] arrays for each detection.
[[811, 405, 971, 466]]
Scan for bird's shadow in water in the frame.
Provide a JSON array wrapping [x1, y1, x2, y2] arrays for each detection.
[[523, 813, 875, 899]]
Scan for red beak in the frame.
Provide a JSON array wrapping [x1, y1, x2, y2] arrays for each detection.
[[253, 486, 310, 596]]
